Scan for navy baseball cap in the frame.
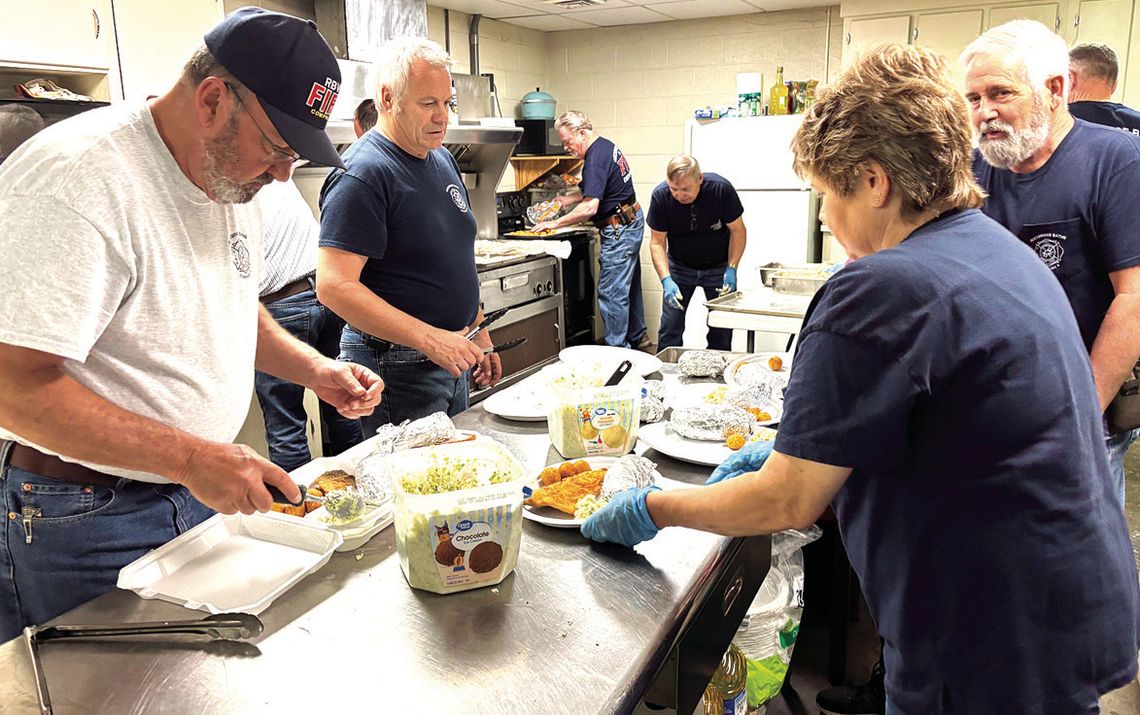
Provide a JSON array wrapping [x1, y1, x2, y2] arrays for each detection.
[[205, 7, 345, 169]]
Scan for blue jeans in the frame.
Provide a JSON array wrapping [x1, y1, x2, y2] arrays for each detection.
[[1105, 426, 1137, 506], [597, 210, 647, 348], [255, 288, 363, 473], [339, 326, 469, 437], [658, 259, 732, 351], [0, 442, 214, 642]]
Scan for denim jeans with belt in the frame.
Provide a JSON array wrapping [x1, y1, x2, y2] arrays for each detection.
[[0, 441, 214, 641], [255, 288, 364, 473], [658, 259, 732, 351], [597, 209, 647, 348], [1105, 426, 1137, 506], [338, 326, 469, 437]]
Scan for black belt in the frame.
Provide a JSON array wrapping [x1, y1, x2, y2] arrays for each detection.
[[598, 201, 641, 229], [7, 443, 123, 488], [260, 274, 315, 305], [349, 326, 396, 353]]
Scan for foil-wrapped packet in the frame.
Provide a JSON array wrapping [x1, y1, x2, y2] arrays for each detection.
[[600, 455, 660, 500], [640, 396, 665, 423], [670, 405, 755, 441], [734, 362, 790, 393], [373, 411, 457, 455], [678, 350, 728, 377], [725, 383, 775, 409], [354, 455, 395, 506], [641, 379, 666, 402]]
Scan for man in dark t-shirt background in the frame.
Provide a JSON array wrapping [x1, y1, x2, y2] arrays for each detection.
[[1069, 42, 1140, 135], [318, 37, 500, 435], [533, 110, 648, 350], [647, 154, 747, 350]]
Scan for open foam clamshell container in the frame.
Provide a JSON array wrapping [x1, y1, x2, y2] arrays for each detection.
[[389, 439, 527, 595], [284, 456, 394, 552], [117, 512, 342, 614]]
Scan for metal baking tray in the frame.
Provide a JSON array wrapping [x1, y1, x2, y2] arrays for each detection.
[[117, 512, 343, 614], [656, 347, 750, 364], [703, 291, 809, 318]]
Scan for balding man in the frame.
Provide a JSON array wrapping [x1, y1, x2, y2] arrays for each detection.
[[1069, 43, 1140, 135]]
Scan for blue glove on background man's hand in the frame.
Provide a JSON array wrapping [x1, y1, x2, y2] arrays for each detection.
[[662, 276, 684, 310], [581, 486, 662, 547], [706, 439, 774, 484], [721, 265, 738, 293]]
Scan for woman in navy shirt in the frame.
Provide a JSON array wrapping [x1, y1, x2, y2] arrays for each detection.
[[583, 45, 1139, 714]]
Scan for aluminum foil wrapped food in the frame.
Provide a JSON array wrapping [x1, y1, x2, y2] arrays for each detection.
[[725, 383, 775, 410], [373, 411, 457, 455], [678, 350, 728, 377], [734, 362, 790, 393], [670, 405, 756, 441], [641, 379, 666, 402], [640, 396, 665, 423], [353, 456, 395, 506], [600, 455, 660, 500]]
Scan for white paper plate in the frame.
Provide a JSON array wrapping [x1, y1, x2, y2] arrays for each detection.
[[665, 384, 783, 426], [481, 376, 548, 422], [724, 353, 792, 389], [638, 422, 778, 467], [558, 345, 664, 378], [523, 456, 618, 528]]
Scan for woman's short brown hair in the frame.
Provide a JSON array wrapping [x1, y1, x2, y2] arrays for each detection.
[[791, 44, 983, 217]]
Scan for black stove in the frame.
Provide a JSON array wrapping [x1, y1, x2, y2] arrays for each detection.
[[495, 190, 529, 234]]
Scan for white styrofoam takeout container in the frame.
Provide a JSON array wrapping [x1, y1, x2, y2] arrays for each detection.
[[285, 456, 393, 552], [117, 511, 342, 614]]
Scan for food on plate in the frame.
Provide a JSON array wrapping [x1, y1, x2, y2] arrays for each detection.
[[574, 494, 608, 520], [640, 396, 665, 423], [509, 229, 554, 237], [309, 469, 356, 495], [468, 541, 504, 573], [671, 405, 756, 441], [725, 383, 776, 410], [702, 386, 729, 404], [398, 454, 514, 495], [768, 355, 784, 371], [751, 426, 778, 442], [525, 469, 607, 514], [726, 434, 747, 450], [270, 503, 307, 517], [600, 455, 659, 500], [373, 411, 458, 455], [572, 460, 590, 473], [744, 407, 772, 422], [321, 489, 367, 524], [558, 461, 579, 479], [601, 425, 628, 448], [642, 379, 666, 402], [539, 466, 562, 486], [678, 350, 728, 377]]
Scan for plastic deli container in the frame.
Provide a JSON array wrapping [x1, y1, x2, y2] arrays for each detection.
[[117, 512, 342, 614], [286, 456, 393, 552], [389, 439, 527, 594], [543, 363, 642, 459]]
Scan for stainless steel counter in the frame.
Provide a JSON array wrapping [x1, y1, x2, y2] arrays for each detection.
[[0, 362, 770, 714]]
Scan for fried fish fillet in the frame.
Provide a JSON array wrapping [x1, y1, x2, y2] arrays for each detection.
[[309, 469, 356, 496], [525, 469, 606, 515]]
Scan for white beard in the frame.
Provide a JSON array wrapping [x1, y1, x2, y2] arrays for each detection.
[[977, 94, 1051, 170]]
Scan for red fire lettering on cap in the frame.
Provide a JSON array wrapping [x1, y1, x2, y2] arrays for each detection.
[[306, 83, 327, 109], [320, 88, 339, 115]]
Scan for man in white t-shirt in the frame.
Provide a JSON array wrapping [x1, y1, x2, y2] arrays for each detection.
[[0, 8, 383, 641]]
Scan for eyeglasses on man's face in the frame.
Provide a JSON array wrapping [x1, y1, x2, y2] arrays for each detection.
[[223, 81, 302, 166]]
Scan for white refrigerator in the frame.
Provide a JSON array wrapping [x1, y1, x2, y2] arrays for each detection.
[[682, 115, 821, 351]]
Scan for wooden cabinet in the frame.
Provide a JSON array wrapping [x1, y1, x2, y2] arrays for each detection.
[[989, 3, 1062, 31], [841, 15, 913, 70], [1074, 0, 1133, 101], [0, 0, 113, 70], [509, 156, 582, 191], [112, 0, 225, 100], [915, 9, 984, 87]]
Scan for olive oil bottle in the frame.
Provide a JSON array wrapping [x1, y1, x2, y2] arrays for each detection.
[[768, 66, 789, 116]]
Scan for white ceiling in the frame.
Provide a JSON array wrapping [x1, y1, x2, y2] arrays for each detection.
[[430, 0, 828, 30]]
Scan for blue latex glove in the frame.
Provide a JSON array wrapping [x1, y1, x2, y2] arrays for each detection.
[[721, 265, 738, 293], [580, 486, 662, 547], [662, 276, 684, 310], [706, 439, 774, 484]]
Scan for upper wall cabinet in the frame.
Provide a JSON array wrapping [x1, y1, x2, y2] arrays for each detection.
[[113, 0, 225, 100], [914, 9, 984, 86], [841, 15, 912, 70], [989, 3, 1062, 30], [1074, 0, 1133, 100], [0, 0, 114, 70]]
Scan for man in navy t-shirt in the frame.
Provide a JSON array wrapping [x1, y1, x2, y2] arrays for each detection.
[[963, 20, 1140, 504], [317, 37, 500, 434], [646, 154, 746, 350], [533, 110, 648, 349], [1069, 43, 1140, 136]]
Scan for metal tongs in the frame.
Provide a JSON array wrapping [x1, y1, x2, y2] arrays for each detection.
[[24, 612, 263, 714], [464, 307, 509, 341]]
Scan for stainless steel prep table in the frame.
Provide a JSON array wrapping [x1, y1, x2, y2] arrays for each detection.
[[0, 361, 770, 714]]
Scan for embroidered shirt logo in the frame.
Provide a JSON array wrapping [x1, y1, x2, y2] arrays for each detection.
[[1030, 232, 1065, 270], [446, 184, 469, 212], [229, 232, 252, 278], [305, 77, 339, 121]]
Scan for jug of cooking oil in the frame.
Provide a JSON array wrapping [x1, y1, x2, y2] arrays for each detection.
[[708, 642, 748, 715]]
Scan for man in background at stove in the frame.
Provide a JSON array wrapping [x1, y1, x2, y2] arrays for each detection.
[[255, 179, 364, 473], [318, 37, 500, 436], [963, 20, 1140, 504], [533, 110, 649, 351], [1069, 43, 1140, 135], [648, 154, 746, 350]]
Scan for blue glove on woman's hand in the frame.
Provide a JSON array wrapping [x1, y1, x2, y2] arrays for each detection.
[[581, 486, 662, 547], [721, 265, 738, 293], [662, 276, 684, 310], [706, 439, 774, 484]]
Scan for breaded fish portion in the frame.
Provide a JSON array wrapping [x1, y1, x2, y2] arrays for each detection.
[[525, 469, 606, 515]]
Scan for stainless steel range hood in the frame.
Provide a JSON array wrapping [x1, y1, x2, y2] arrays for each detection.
[[443, 124, 522, 239]]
